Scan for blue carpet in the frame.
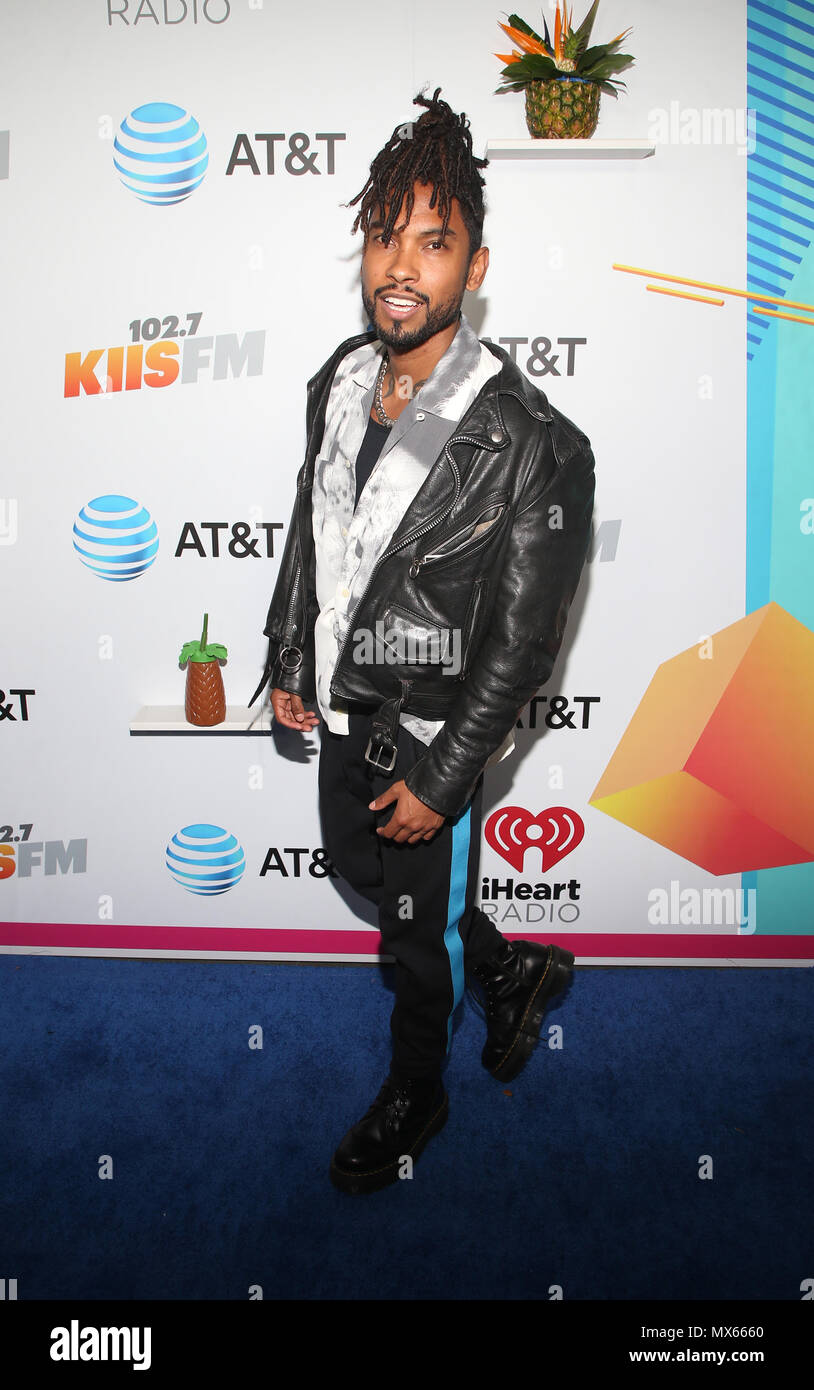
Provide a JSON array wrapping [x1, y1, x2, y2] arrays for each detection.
[[1, 956, 811, 1300]]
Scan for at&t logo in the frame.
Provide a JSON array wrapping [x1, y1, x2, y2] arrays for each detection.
[[114, 102, 208, 205], [166, 824, 245, 895], [73, 496, 159, 581]]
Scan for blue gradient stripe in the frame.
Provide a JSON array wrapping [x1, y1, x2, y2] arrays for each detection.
[[747, 233, 802, 260], [113, 134, 208, 165], [748, 224, 806, 251], [748, 83, 814, 125], [120, 115, 200, 144], [756, 135, 814, 170], [745, 61, 814, 101], [748, 16, 814, 57], [443, 807, 471, 1052], [73, 523, 157, 546], [746, 0, 814, 933], [747, 38, 814, 81], [751, 0, 814, 36], [749, 173, 814, 220], [113, 156, 209, 186]]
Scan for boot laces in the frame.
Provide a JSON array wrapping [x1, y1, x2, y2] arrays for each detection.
[[364, 1076, 430, 1124], [466, 975, 501, 1021]]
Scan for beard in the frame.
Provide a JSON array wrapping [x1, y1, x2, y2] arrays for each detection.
[[361, 280, 465, 353]]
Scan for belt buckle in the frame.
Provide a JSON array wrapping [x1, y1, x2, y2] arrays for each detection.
[[365, 733, 397, 775]]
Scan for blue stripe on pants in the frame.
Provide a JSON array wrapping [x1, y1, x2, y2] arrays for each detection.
[[443, 804, 471, 1052]]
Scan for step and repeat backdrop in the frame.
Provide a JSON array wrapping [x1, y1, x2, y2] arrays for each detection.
[[2, 0, 812, 964]]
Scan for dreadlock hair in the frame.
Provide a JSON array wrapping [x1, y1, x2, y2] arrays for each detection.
[[344, 86, 488, 264]]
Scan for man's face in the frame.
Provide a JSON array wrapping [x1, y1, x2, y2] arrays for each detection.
[[360, 179, 488, 354]]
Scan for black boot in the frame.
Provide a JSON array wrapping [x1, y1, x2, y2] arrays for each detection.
[[468, 938, 575, 1082], [329, 1074, 449, 1194]]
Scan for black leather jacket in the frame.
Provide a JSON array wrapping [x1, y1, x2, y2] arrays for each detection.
[[249, 327, 595, 820]]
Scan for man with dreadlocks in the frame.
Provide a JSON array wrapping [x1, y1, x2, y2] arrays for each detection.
[[250, 87, 595, 1194]]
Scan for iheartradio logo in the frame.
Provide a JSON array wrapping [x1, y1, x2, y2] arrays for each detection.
[[484, 806, 584, 873]]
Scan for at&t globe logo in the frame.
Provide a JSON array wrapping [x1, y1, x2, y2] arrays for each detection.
[[114, 102, 209, 205], [166, 824, 246, 896], [73, 494, 159, 581]]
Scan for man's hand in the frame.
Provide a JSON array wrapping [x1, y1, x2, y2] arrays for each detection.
[[271, 688, 320, 732], [370, 780, 445, 844]]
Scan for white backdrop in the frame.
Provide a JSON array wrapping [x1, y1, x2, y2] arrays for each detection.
[[2, 0, 775, 963]]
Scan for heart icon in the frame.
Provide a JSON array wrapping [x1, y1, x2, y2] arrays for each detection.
[[484, 805, 585, 873]]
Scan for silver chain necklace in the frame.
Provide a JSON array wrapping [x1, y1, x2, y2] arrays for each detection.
[[374, 354, 423, 426], [373, 354, 394, 428]]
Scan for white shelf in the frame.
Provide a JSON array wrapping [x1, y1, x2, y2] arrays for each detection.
[[130, 704, 273, 735], [485, 138, 655, 160]]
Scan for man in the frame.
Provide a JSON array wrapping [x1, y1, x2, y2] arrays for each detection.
[[249, 87, 595, 1195]]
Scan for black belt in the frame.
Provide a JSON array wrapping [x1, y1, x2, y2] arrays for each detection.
[[364, 677, 413, 776]]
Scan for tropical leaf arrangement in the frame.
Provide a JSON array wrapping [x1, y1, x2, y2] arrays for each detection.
[[495, 1, 635, 97], [179, 613, 227, 667]]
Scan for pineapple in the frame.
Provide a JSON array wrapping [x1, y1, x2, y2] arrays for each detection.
[[495, 2, 635, 139], [525, 77, 601, 139], [180, 612, 228, 726]]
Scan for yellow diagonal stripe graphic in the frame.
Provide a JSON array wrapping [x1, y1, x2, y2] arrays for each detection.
[[647, 285, 725, 306], [753, 305, 814, 326], [613, 262, 814, 315]]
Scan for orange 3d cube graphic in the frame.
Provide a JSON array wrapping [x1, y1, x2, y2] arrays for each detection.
[[589, 602, 814, 875]]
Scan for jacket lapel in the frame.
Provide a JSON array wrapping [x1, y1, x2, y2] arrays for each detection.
[[305, 328, 556, 569]]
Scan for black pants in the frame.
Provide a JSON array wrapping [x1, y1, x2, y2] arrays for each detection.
[[318, 703, 505, 1080]]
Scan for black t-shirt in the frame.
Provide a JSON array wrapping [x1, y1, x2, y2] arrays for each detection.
[[354, 414, 390, 511]]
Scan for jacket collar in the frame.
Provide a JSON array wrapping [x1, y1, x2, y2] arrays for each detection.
[[348, 312, 492, 424], [306, 317, 554, 450], [481, 338, 555, 424]]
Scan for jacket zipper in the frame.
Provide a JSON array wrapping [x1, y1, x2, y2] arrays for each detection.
[[271, 476, 308, 654], [294, 481, 309, 647], [459, 578, 486, 681], [329, 432, 501, 695], [408, 501, 507, 577]]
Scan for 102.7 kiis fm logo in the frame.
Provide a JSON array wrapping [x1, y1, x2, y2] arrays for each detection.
[[64, 312, 264, 397], [0, 824, 87, 879]]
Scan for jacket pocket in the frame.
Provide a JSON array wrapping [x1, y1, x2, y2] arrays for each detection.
[[378, 602, 456, 670], [408, 494, 509, 577]]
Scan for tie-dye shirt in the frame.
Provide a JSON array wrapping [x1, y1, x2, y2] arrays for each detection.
[[311, 312, 515, 769]]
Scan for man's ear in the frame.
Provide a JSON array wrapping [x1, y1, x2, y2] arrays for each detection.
[[466, 245, 489, 293]]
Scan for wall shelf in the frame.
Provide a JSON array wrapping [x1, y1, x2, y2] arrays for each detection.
[[485, 138, 655, 160], [130, 705, 272, 736]]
